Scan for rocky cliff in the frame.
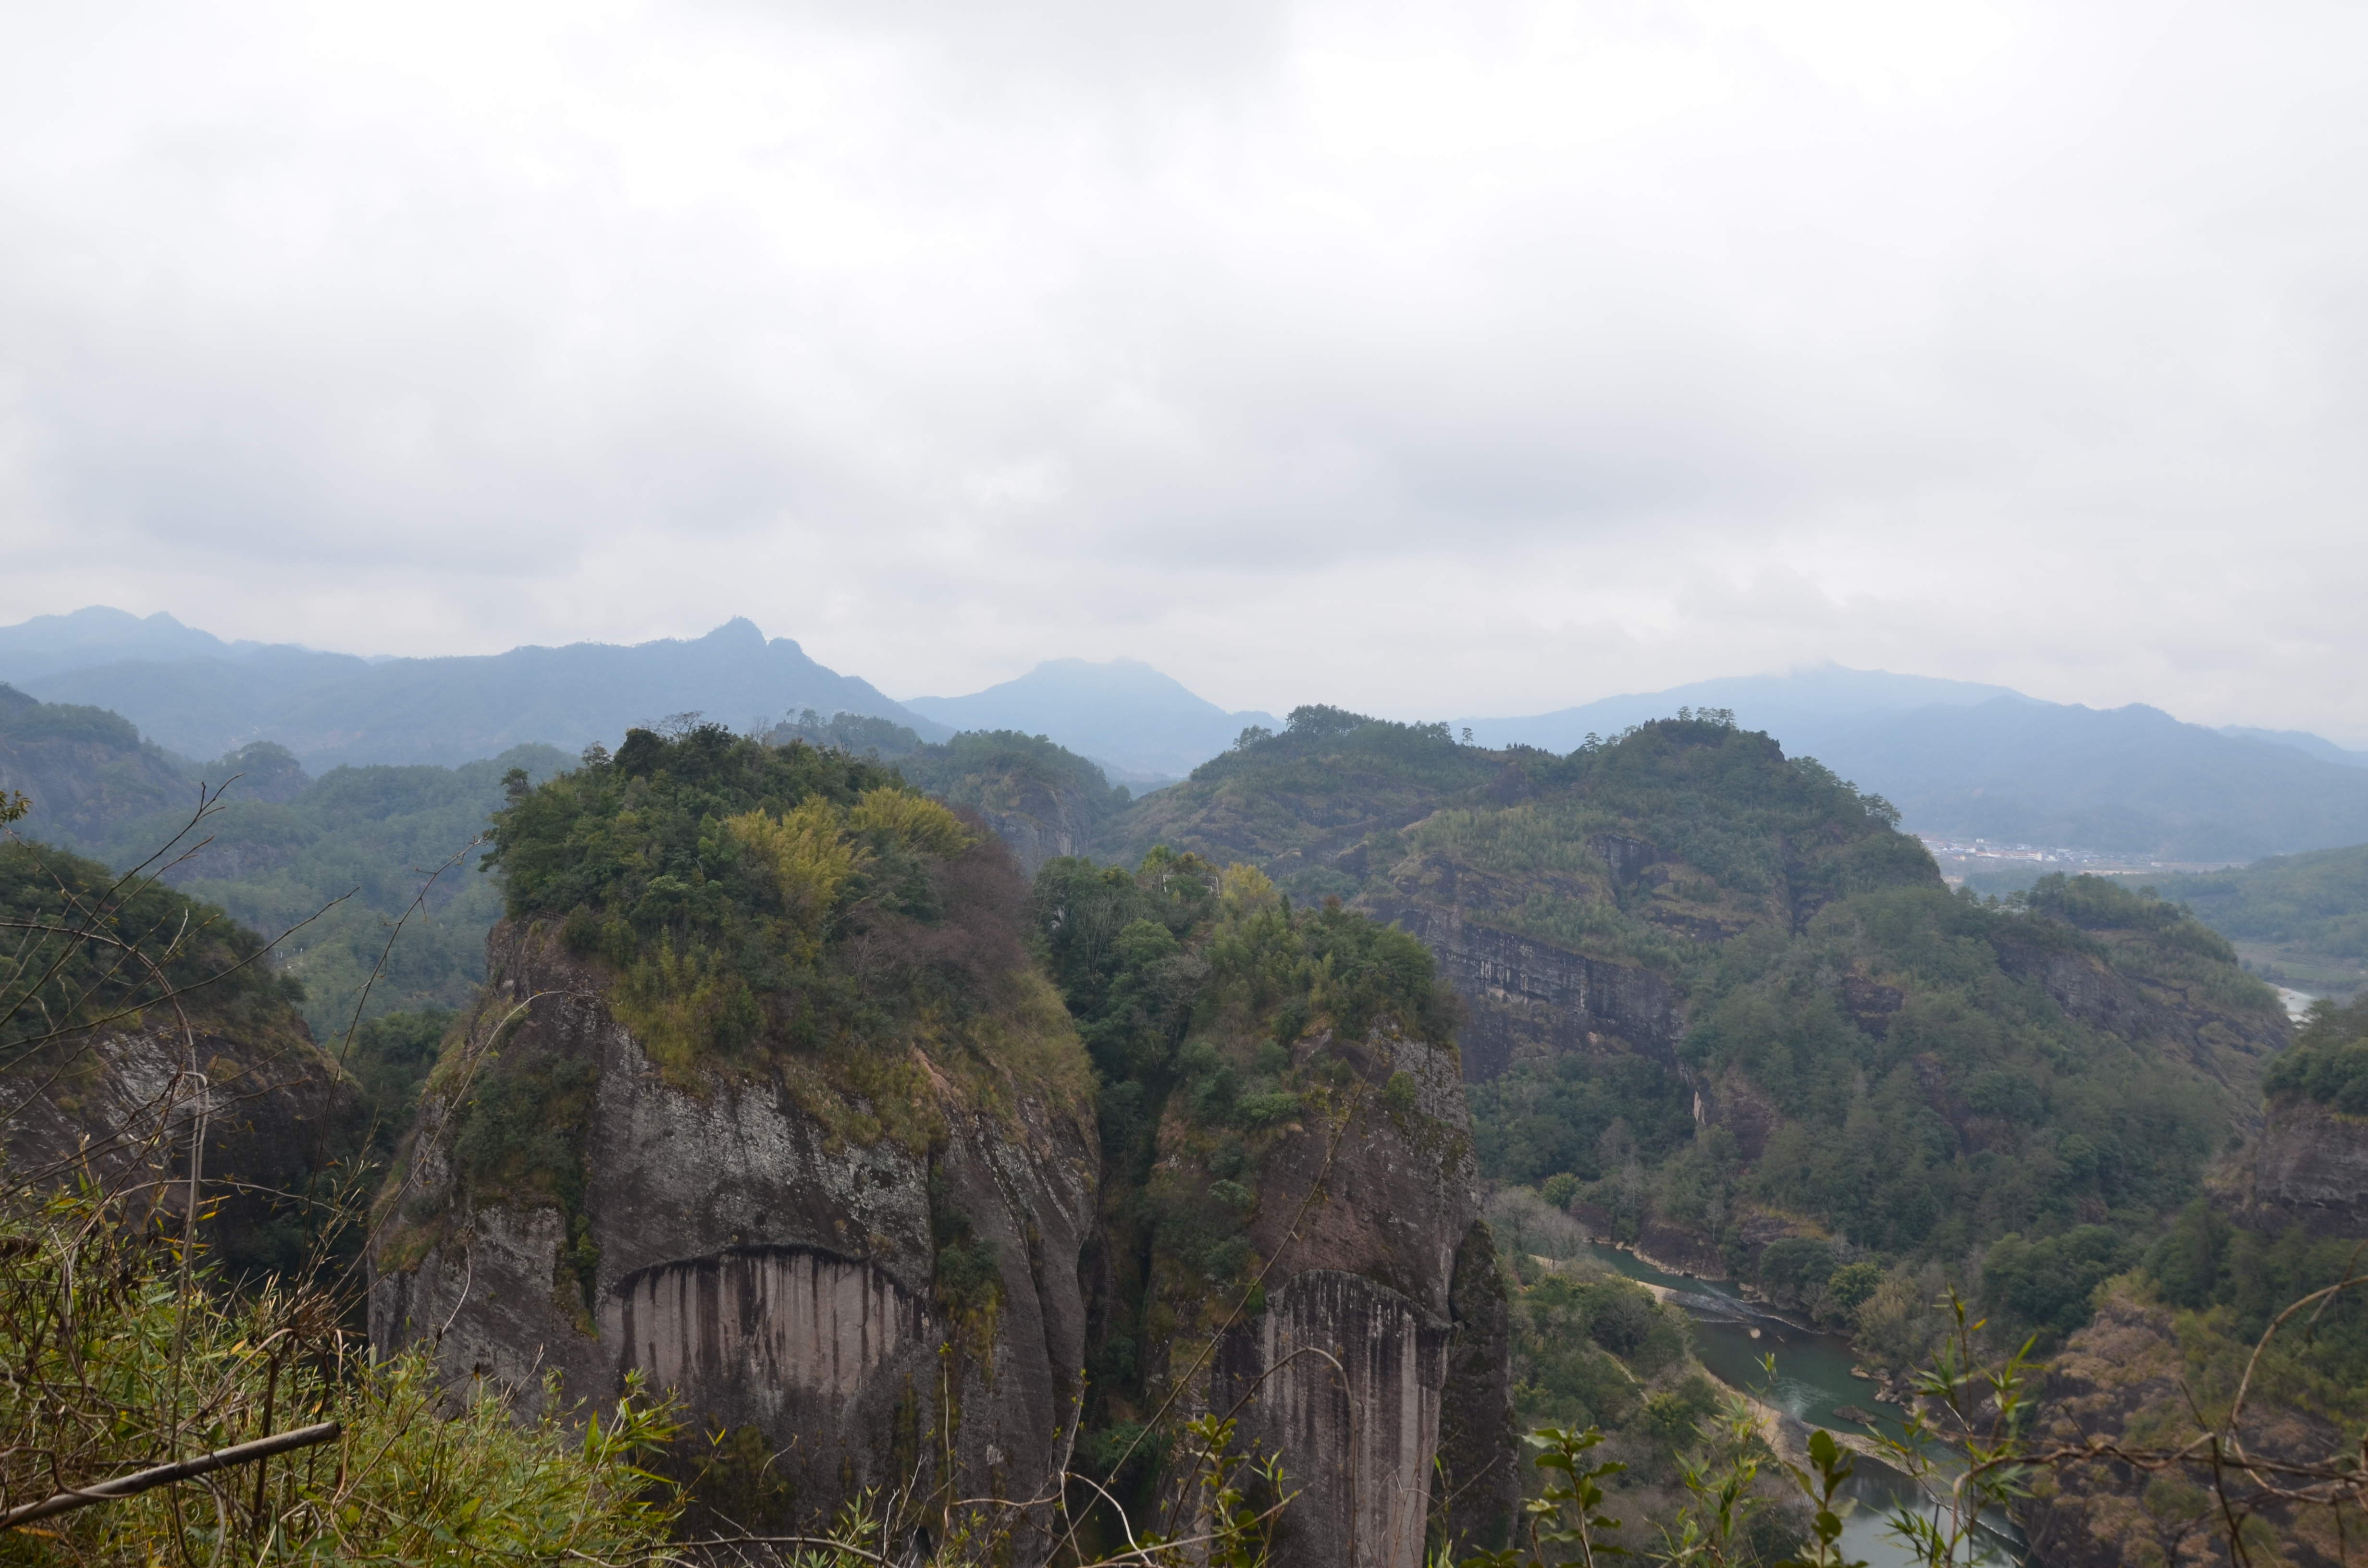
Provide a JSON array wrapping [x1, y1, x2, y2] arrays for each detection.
[[371, 919, 1098, 1551], [364, 724, 1107, 1556], [2019, 1290, 2354, 1568], [1196, 1023, 1512, 1568], [1364, 892, 1686, 1084], [0, 841, 349, 1268], [2246, 1093, 2368, 1235], [897, 730, 1132, 882], [1031, 848, 1517, 1562], [2016, 995, 2367, 1568]]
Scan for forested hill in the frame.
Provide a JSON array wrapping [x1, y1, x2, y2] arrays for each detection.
[[17, 616, 945, 769], [1091, 705, 2289, 1356], [2154, 843, 2368, 999]]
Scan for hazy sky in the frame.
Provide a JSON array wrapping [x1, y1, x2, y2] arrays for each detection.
[[2, 2, 2364, 735]]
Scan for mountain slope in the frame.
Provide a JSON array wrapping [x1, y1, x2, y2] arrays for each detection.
[[1097, 708, 2286, 1350], [905, 657, 1277, 781], [1464, 665, 2368, 859], [1806, 698, 2368, 858], [1459, 664, 2030, 753], [25, 617, 947, 767], [2220, 725, 2368, 768], [0, 684, 210, 849], [0, 604, 280, 680], [2157, 844, 2368, 998]]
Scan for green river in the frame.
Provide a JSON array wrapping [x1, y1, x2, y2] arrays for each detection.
[[1583, 1244, 2026, 1566]]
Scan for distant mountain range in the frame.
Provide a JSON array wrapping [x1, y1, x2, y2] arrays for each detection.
[[1, 609, 947, 768], [10, 607, 2368, 862], [1463, 665, 2368, 861], [1457, 665, 2037, 752], [903, 658, 1277, 783]]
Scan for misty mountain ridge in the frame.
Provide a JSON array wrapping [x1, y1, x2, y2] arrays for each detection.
[[1468, 663, 2368, 860], [0, 604, 294, 678], [1455, 661, 2037, 752], [2219, 724, 2368, 769], [10, 606, 2368, 861], [903, 655, 1279, 782], [7, 612, 948, 769]]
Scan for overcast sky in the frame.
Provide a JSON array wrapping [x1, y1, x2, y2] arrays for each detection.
[[1, 2, 2364, 735]]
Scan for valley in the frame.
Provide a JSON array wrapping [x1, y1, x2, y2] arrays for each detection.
[[7, 653, 2368, 1565]]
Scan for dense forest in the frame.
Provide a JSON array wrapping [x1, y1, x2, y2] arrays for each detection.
[[11, 687, 2367, 1563], [1090, 709, 2285, 1350], [2156, 843, 2368, 997]]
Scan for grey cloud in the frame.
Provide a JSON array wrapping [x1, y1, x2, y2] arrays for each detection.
[[0, 1, 2365, 736]]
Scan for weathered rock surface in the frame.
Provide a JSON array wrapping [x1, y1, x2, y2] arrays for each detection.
[[1430, 1218, 1518, 1556], [964, 770, 1103, 881], [370, 924, 1097, 1549], [1, 1012, 349, 1264], [1990, 934, 2287, 1100], [1200, 1024, 1513, 1568], [2245, 1094, 2368, 1236], [1363, 896, 1686, 1085]]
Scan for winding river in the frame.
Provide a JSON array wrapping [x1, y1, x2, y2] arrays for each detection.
[[1582, 1244, 2024, 1567]]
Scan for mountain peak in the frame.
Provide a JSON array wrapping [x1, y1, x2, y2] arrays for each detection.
[[905, 657, 1277, 779]]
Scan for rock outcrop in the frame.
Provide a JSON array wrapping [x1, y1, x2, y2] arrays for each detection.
[[2246, 1094, 2368, 1235], [962, 771, 1105, 881], [1990, 930, 2287, 1101], [2, 1014, 348, 1259], [371, 923, 1098, 1551], [1196, 1023, 1514, 1568], [0, 839, 348, 1262], [1363, 897, 1686, 1084]]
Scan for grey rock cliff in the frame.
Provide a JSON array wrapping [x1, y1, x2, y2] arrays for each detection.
[[1362, 896, 1687, 1085], [1, 1012, 349, 1260], [370, 923, 1097, 1551], [1200, 1025, 1514, 1568], [963, 772, 1103, 882], [2246, 1094, 2368, 1236]]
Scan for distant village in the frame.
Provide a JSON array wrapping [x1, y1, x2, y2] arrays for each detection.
[[1916, 834, 2242, 887]]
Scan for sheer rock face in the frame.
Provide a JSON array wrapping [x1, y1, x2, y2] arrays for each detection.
[[2021, 1092, 2365, 1566], [1362, 897, 1686, 1085], [370, 925, 1097, 1547], [1201, 1026, 1514, 1568], [1, 1016, 348, 1260], [964, 772, 1101, 881], [2247, 1095, 2368, 1235], [1430, 1219, 1518, 1557], [1990, 936, 2287, 1099]]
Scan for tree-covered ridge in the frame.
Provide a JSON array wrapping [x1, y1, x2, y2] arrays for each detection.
[[1030, 848, 1463, 1523], [1082, 708, 2289, 1360], [1381, 716, 1935, 972], [0, 683, 205, 853], [0, 841, 310, 1069], [898, 728, 1133, 823], [2262, 991, 2368, 1111], [1093, 704, 1505, 879], [91, 744, 571, 1039], [486, 723, 1067, 1088]]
